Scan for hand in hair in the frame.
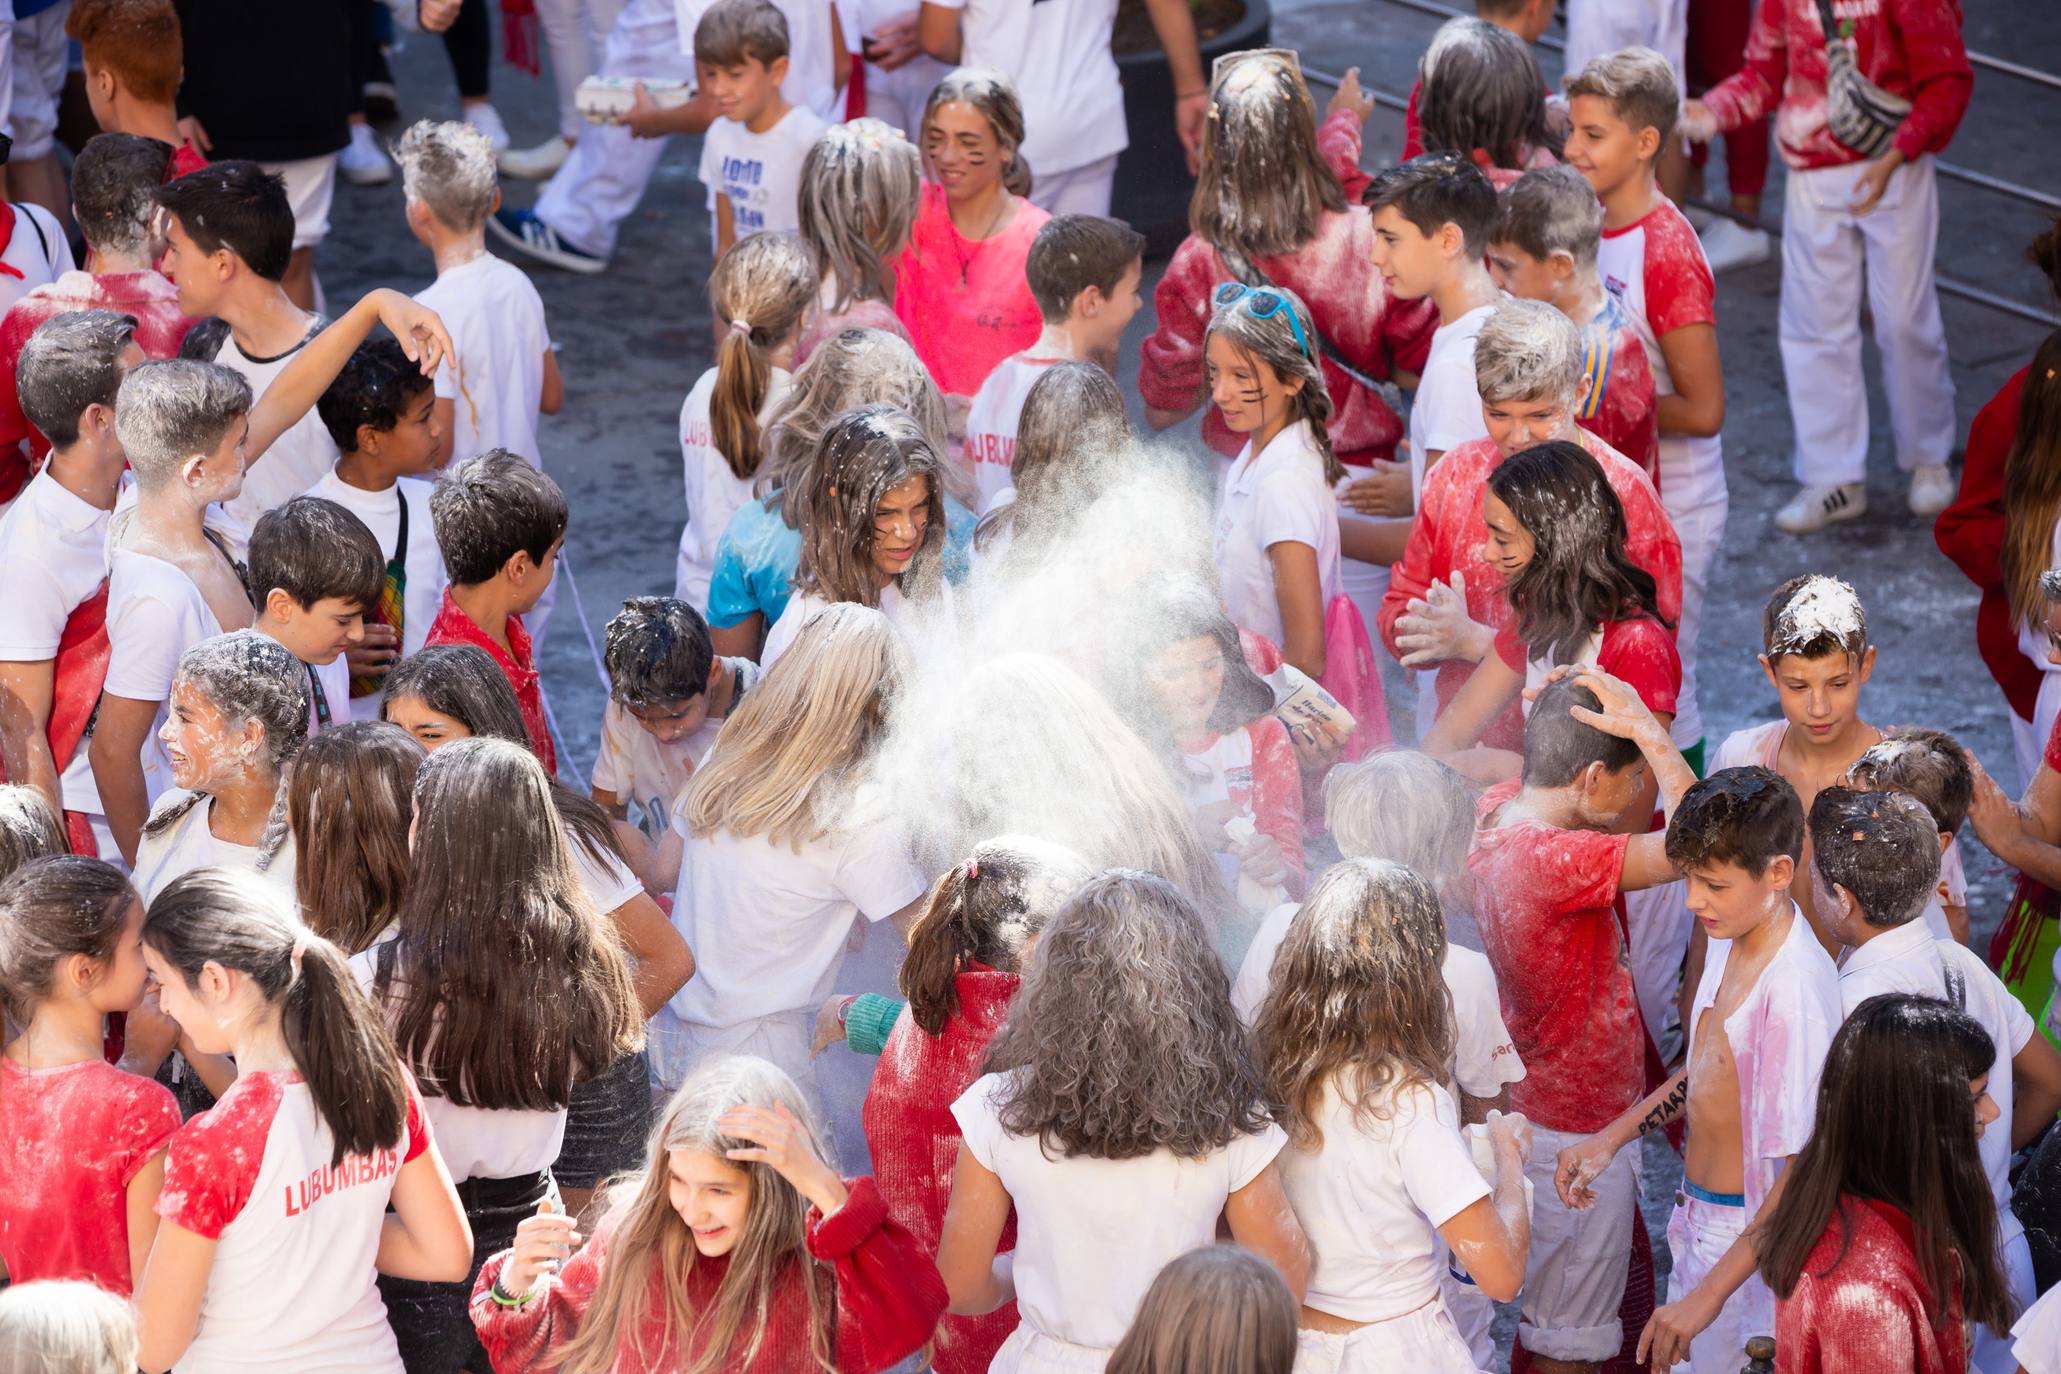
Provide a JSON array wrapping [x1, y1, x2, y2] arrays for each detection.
[[1964, 757, 2025, 853], [501, 1198, 583, 1297], [1532, 665, 1663, 744], [1396, 572, 1492, 668], [1325, 67, 1374, 127], [719, 1103, 850, 1215]]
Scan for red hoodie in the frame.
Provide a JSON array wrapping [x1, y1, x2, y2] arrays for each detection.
[[1934, 366, 2040, 720]]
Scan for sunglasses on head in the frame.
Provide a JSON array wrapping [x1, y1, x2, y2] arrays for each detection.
[[1213, 282, 1313, 362]]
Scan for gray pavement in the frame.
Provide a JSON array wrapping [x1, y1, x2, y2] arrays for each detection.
[[316, 6, 2059, 1364]]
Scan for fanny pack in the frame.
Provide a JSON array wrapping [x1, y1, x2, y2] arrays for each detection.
[[1813, 0, 1912, 159]]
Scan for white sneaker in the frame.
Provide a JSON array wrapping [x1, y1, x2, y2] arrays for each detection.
[[1908, 463, 1956, 516], [1698, 217, 1772, 273], [339, 122, 393, 186], [498, 135, 571, 181], [1774, 482, 1868, 534], [464, 102, 511, 154]]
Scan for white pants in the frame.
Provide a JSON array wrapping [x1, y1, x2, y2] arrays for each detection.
[[861, 51, 948, 139], [535, 0, 629, 141], [4, 0, 65, 160], [1660, 1192, 1760, 1373], [1028, 154, 1120, 217], [1971, 1228, 2036, 1374], [1439, 1258, 1496, 1369], [1519, 1123, 1636, 1363], [1625, 879, 1691, 1063], [644, 1006, 825, 1123], [260, 153, 341, 250], [1780, 156, 1956, 487], [991, 1325, 1110, 1374], [1660, 482, 1726, 754], [1562, 0, 1686, 93], [534, 0, 693, 258], [1293, 1300, 1482, 1373]]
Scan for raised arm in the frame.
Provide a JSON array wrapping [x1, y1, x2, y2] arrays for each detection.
[[246, 290, 454, 461], [1563, 667, 1694, 891]]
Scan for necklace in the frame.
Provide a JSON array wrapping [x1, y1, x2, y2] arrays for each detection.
[[950, 190, 1011, 287]]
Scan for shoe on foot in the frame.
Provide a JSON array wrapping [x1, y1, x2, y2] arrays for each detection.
[[499, 135, 572, 181], [1907, 463, 1956, 517], [487, 208, 606, 274], [464, 102, 511, 154], [1774, 482, 1867, 534], [339, 123, 393, 186], [1698, 217, 1772, 273]]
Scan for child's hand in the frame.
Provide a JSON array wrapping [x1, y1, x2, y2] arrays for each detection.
[[1848, 148, 1905, 215], [1559, 667, 1662, 745], [720, 1103, 848, 1215], [621, 83, 674, 140], [1552, 1132, 1614, 1209], [1194, 798, 1242, 850], [811, 996, 850, 1058], [346, 625, 400, 679], [366, 289, 456, 379], [1176, 90, 1211, 173], [177, 115, 212, 154], [1339, 459, 1412, 516], [1234, 833, 1291, 891], [1323, 67, 1375, 127], [501, 1198, 581, 1296], [418, 0, 463, 32], [1396, 572, 1490, 668], [863, 12, 923, 70], [118, 984, 183, 1075], [1678, 99, 1718, 144], [1485, 1109, 1532, 1167], [1966, 758, 2026, 850]]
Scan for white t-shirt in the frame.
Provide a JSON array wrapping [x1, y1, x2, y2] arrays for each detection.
[[929, 0, 1124, 178], [676, 366, 793, 610], [964, 349, 1071, 514], [1836, 919, 2037, 1247], [156, 1069, 430, 1374], [569, 832, 647, 918], [675, 0, 844, 121], [760, 582, 946, 668], [0, 471, 111, 813], [951, 1070, 1288, 1350], [417, 254, 550, 467], [2012, 1282, 2061, 1374], [208, 320, 341, 559], [1407, 303, 1495, 507], [1214, 419, 1343, 650], [103, 546, 225, 806], [0, 202, 74, 316], [666, 801, 925, 1030], [132, 791, 300, 907], [303, 471, 447, 682], [1277, 1076, 1490, 1322], [697, 104, 829, 240], [1919, 836, 1967, 945], [1232, 901, 1527, 1100], [591, 659, 759, 839]]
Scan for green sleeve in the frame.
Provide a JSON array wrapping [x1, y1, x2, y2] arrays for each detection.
[[842, 993, 905, 1057]]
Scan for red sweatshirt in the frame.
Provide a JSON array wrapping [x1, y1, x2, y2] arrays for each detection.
[[862, 968, 1021, 1374], [1139, 110, 1436, 468], [1934, 365, 2040, 721], [470, 1176, 946, 1374], [1699, 0, 1972, 170], [1776, 1197, 1966, 1374]]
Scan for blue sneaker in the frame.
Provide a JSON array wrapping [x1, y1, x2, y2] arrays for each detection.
[[487, 208, 606, 275]]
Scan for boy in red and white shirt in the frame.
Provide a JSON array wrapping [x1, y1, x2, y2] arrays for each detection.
[[1486, 165, 1660, 482], [1687, 0, 1970, 532], [1565, 47, 1727, 777], [1468, 669, 1696, 1372], [965, 213, 1144, 515]]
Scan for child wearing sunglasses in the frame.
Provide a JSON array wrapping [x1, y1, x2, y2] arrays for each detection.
[[1206, 282, 1387, 761]]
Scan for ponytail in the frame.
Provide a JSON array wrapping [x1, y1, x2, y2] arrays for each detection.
[[1002, 150, 1033, 200], [899, 864, 981, 1035], [710, 324, 773, 481], [897, 838, 1092, 1037], [707, 232, 818, 483], [0, 855, 134, 1028], [147, 868, 406, 1166]]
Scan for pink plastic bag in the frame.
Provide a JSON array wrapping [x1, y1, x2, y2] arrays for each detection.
[[1320, 593, 1391, 761]]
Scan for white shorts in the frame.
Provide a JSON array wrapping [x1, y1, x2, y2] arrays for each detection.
[[1294, 1300, 1481, 1373], [990, 1325, 1111, 1374], [1439, 1254, 1495, 1369], [1518, 1122, 1636, 1363], [5, 2, 67, 161], [259, 153, 341, 250], [1662, 1190, 1759, 1373]]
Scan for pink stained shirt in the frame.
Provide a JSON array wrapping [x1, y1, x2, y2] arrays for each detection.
[[890, 183, 1049, 398], [1577, 292, 1661, 484]]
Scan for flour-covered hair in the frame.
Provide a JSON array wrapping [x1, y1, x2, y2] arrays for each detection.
[[146, 630, 309, 867], [1762, 574, 1869, 664], [395, 119, 500, 230], [898, 835, 1092, 1035], [1324, 750, 1475, 897], [766, 329, 949, 506], [114, 358, 253, 484], [72, 132, 174, 258], [1417, 16, 1558, 171], [17, 309, 138, 449], [1492, 164, 1604, 271], [708, 231, 818, 481], [791, 404, 947, 606], [1473, 296, 1583, 404], [1190, 48, 1345, 266], [799, 118, 922, 315], [0, 785, 68, 882], [922, 66, 1032, 197], [1207, 283, 1341, 483], [0, 1280, 138, 1374]]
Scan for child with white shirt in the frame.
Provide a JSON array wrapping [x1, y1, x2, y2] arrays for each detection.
[[246, 496, 385, 736], [1808, 785, 2061, 1370], [131, 631, 308, 906], [969, 360, 1128, 580], [309, 337, 451, 706], [1255, 859, 1532, 1371], [397, 120, 563, 470], [676, 230, 815, 609], [695, 0, 831, 252], [963, 213, 1144, 513], [1846, 726, 1975, 946], [1363, 152, 1500, 507], [0, 311, 145, 858]]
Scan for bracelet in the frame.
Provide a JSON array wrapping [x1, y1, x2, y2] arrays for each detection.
[[488, 1275, 538, 1309], [1176, 86, 1209, 99], [835, 994, 858, 1030]]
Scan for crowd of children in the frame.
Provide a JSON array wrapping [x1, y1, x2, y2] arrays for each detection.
[[3, 0, 2060, 1372]]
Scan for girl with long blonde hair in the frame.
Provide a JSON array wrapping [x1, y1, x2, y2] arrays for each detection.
[[1254, 859, 1531, 1371], [795, 119, 921, 363], [656, 604, 928, 1101], [473, 1055, 947, 1374]]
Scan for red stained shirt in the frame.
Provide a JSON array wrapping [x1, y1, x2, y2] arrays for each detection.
[[890, 183, 1050, 398], [1935, 366, 2039, 721], [471, 1175, 948, 1374], [1138, 110, 1436, 468], [1467, 780, 1642, 1134], [0, 1057, 181, 1294], [1577, 293, 1661, 483], [1777, 1197, 1967, 1374], [425, 588, 555, 774], [1493, 614, 1682, 720], [861, 969, 1021, 1374], [0, 269, 196, 502], [1699, 0, 1972, 170], [1380, 429, 1682, 750], [169, 143, 211, 180]]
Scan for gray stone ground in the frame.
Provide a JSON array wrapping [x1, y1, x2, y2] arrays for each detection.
[[321, 3, 2059, 1363]]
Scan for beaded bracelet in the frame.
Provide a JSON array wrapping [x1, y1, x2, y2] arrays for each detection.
[[488, 1275, 539, 1309]]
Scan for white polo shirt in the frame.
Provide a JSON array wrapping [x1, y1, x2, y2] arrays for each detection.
[[1213, 418, 1342, 650]]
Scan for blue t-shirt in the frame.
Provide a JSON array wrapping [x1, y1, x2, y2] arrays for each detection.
[[706, 492, 976, 629]]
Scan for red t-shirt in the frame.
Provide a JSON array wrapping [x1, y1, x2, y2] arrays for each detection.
[[890, 183, 1049, 399], [169, 143, 211, 180], [0, 1057, 181, 1293], [1467, 780, 1642, 1133], [1493, 613, 1682, 720], [424, 588, 555, 774]]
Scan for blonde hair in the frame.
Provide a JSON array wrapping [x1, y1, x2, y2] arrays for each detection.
[[1106, 1248, 1298, 1374], [1206, 284, 1342, 484], [921, 66, 1032, 197], [0, 1281, 138, 1374], [798, 119, 922, 315], [1190, 49, 1345, 267], [681, 603, 903, 849], [709, 232, 818, 482], [547, 1056, 837, 1374], [1565, 46, 1680, 145]]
